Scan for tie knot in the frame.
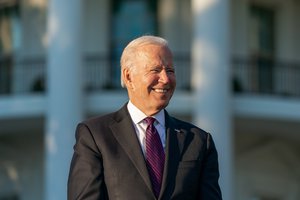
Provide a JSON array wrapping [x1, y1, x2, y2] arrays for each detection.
[[144, 117, 156, 126]]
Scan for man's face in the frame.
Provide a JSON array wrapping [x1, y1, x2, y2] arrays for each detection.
[[124, 44, 176, 116]]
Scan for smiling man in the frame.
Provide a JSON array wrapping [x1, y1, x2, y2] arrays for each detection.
[[68, 36, 222, 200], [122, 39, 176, 116]]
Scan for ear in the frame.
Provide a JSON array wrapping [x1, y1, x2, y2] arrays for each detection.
[[122, 68, 132, 88]]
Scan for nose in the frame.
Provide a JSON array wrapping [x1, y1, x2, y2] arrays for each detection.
[[159, 69, 171, 84]]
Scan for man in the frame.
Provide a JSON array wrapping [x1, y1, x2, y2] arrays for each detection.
[[68, 36, 222, 200]]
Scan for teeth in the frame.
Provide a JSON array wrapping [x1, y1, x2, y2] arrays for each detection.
[[154, 89, 168, 93]]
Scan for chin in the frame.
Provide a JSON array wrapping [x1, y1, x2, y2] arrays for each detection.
[[157, 102, 170, 110]]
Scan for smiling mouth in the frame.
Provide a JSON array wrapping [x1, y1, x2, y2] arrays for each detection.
[[153, 88, 169, 93]]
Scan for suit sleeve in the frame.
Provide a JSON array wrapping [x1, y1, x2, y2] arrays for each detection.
[[67, 123, 107, 200], [198, 133, 222, 200]]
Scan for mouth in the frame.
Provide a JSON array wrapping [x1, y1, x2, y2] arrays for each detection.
[[152, 88, 169, 93]]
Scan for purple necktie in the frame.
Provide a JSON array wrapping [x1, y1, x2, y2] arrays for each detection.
[[144, 117, 165, 198]]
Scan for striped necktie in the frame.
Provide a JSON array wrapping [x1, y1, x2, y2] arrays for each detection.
[[144, 117, 165, 198]]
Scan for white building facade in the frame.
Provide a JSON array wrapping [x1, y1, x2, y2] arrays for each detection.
[[0, 0, 300, 200]]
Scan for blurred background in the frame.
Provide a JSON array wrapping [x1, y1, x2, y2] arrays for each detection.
[[0, 0, 300, 199]]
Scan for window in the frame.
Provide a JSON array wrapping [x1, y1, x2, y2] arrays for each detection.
[[249, 5, 275, 94], [0, 1, 21, 94], [0, 1, 21, 54]]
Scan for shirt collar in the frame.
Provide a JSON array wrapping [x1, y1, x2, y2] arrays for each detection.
[[127, 101, 165, 126]]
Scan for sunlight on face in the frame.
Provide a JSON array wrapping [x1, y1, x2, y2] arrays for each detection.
[[125, 44, 176, 116]]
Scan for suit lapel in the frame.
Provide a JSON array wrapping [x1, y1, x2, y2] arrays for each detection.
[[159, 112, 187, 199], [109, 105, 153, 194], [109, 106, 187, 199]]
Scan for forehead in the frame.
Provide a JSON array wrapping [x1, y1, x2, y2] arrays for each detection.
[[136, 44, 173, 65]]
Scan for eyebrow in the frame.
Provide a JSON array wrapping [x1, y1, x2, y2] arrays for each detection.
[[150, 65, 174, 69]]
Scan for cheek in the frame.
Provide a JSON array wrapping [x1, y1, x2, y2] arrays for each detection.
[[170, 75, 176, 86], [135, 75, 159, 93], [142, 76, 157, 87], [131, 76, 143, 90]]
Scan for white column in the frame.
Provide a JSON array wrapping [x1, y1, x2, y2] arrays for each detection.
[[45, 0, 83, 199], [191, 0, 234, 200]]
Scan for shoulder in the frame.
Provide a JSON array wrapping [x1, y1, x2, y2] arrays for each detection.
[[169, 115, 208, 134], [79, 104, 129, 129], [83, 112, 115, 126], [168, 115, 213, 145]]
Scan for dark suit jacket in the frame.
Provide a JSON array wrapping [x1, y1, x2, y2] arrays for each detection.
[[68, 104, 222, 200]]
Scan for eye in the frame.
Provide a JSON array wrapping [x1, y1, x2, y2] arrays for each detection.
[[166, 68, 175, 74], [150, 67, 161, 73]]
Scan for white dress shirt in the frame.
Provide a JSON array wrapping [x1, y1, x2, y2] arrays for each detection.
[[127, 101, 166, 155]]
